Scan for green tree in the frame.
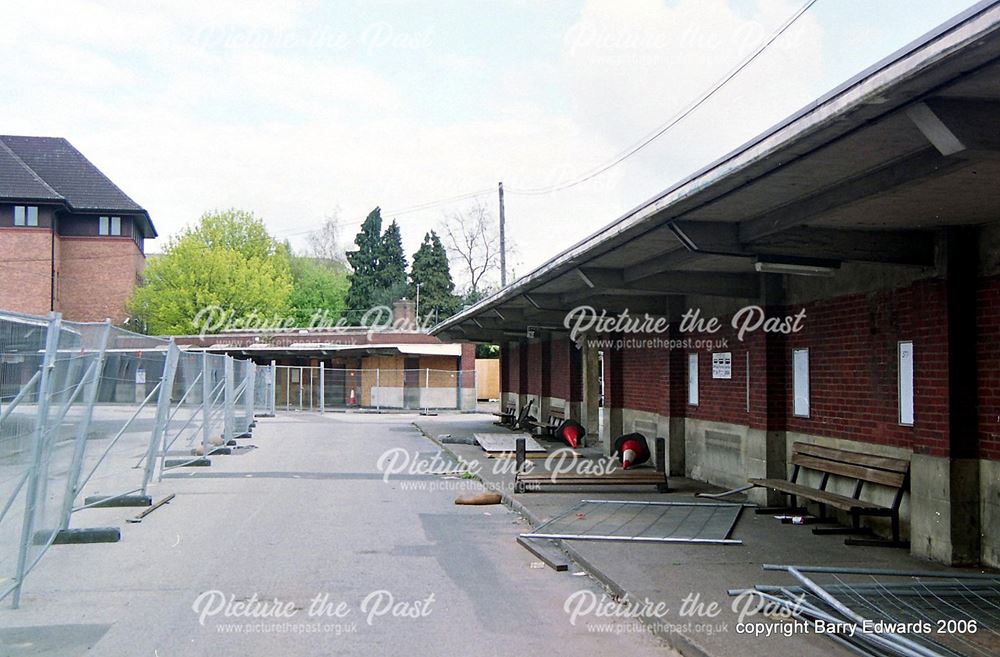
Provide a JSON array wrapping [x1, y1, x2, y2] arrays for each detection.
[[378, 220, 408, 290], [345, 208, 383, 320], [128, 209, 293, 334], [288, 256, 350, 327], [410, 231, 459, 323]]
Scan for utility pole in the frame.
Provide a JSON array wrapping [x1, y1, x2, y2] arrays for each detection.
[[415, 283, 421, 326], [498, 181, 507, 287]]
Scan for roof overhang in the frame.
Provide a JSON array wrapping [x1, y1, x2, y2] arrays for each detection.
[[432, 1, 1000, 343], [185, 342, 462, 359]]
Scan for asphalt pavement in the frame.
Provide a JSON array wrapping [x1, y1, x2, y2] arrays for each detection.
[[0, 412, 675, 657]]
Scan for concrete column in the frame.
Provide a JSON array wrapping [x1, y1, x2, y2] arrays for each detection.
[[581, 333, 600, 450], [912, 227, 981, 565], [517, 340, 529, 414], [745, 274, 788, 505], [604, 335, 625, 455], [539, 339, 552, 420], [666, 296, 687, 475]]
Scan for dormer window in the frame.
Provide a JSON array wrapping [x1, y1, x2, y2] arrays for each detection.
[[14, 205, 38, 226], [99, 216, 122, 236]]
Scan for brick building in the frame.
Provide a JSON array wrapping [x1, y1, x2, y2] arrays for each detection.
[[0, 135, 156, 323], [433, 5, 1000, 567], [176, 300, 478, 410]]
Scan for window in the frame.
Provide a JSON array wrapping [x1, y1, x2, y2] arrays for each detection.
[[688, 353, 699, 406], [792, 348, 810, 418], [13, 205, 38, 227], [99, 216, 122, 236]]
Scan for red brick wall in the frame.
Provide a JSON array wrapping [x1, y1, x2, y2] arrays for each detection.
[[685, 347, 751, 425], [610, 277, 957, 457], [635, 317, 750, 424], [518, 341, 529, 395], [541, 340, 552, 398], [506, 342, 521, 395], [460, 343, 476, 388], [500, 344, 510, 393], [619, 332, 671, 414], [526, 341, 542, 395], [549, 337, 583, 402], [58, 236, 144, 323], [785, 279, 949, 456], [978, 275, 1000, 460], [0, 227, 54, 315], [550, 338, 569, 399]]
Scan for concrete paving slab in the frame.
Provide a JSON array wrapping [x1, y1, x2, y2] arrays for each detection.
[[414, 413, 993, 657]]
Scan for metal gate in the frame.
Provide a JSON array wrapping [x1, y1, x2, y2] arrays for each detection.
[[271, 364, 475, 412]]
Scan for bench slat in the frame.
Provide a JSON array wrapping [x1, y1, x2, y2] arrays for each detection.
[[791, 453, 907, 488], [748, 478, 889, 512], [793, 442, 909, 474]]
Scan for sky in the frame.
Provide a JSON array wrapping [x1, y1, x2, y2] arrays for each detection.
[[0, 0, 982, 289]]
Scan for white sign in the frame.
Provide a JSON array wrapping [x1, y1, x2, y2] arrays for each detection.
[[712, 352, 732, 379], [898, 341, 914, 426], [793, 348, 810, 418], [136, 369, 146, 385], [688, 353, 699, 406], [526, 326, 537, 339]]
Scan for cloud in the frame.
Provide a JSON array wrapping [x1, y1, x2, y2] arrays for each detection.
[[0, 0, 830, 280]]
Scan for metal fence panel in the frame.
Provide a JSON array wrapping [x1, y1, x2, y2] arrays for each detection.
[[0, 311, 262, 607], [273, 366, 476, 412], [69, 326, 173, 512]]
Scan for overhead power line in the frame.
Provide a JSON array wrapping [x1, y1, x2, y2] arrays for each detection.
[[506, 0, 819, 195], [269, 0, 818, 240], [277, 187, 495, 239]]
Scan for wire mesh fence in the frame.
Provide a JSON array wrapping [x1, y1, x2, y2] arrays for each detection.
[[0, 310, 263, 608], [730, 565, 1000, 657], [273, 365, 476, 412]]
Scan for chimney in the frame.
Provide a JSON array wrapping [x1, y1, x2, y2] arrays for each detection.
[[392, 298, 417, 331]]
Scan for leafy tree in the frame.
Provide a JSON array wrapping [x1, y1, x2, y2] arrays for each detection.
[[345, 208, 384, 317], [410, 231, 459, 323], [476, 344, 500, 358], [378, 220, 408, 291], [369, 281, 412, 313], [128, 209, 292, 334], [288, 257, 350, 327]]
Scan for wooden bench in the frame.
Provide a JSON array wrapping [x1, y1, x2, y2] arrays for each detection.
[[491, 403, 516, 427], [514, 436, 668, 493], [493, 400, 534, 431], [749, 442, 910, 547], [523, 406, 565, 437]]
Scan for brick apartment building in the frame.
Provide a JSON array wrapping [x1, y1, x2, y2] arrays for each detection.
[[0, 135, 156, 323], [434, 5, 1000, 567]]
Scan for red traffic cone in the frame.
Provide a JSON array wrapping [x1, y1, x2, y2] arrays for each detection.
[[554, 419, 587, 448], [613, 433, 650, 469], [348, 388, 356, 406]]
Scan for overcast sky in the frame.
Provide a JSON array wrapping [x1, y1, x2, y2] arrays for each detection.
[[0, 0, 980, 287]]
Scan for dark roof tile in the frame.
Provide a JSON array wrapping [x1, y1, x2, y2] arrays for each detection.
[[0, 135, 155, 237], [0, 139, 63, 201]]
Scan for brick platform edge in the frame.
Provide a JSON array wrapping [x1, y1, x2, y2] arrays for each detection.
[[411, 422, 712, 657]]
